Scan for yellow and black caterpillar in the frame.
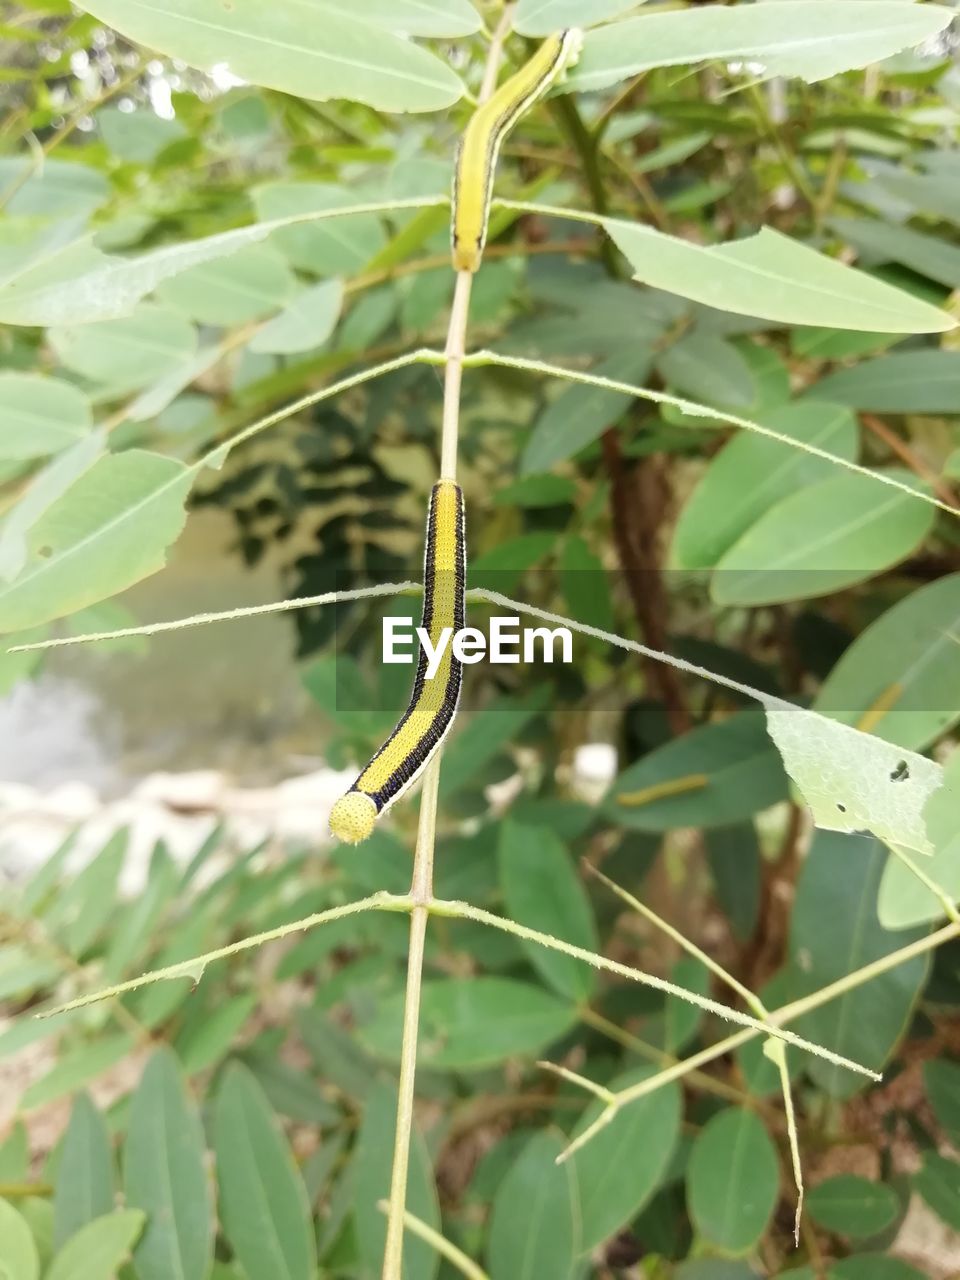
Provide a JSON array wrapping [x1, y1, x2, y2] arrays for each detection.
[[452, 28, 583, 273], [329, 481, 465, 844]]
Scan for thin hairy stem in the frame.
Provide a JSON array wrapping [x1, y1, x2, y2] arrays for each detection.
[[586, 862, 769, 1018], [378, 1202, 490, 1280], [39, 894, 393, 1018], [433, 899, 876, 1078], [462, 349, 960, 519], [765, 1039, 804, 1245]]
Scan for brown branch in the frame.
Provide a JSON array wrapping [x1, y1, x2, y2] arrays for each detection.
[[861, 412, 957, 508], [601, 430, 691, 735]]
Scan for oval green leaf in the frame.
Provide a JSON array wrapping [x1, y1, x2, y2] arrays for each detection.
[[806, 1174, 899, 1239], [124, 1048, 213, 1280], [570, 4, 955, 94], [571, 1068, 682, 1252], [488, 1130, 578, 1280], [353, 1081, 441, 1280], [815, 350, 960, 412], [74, 0, 464, 112], [790, 831, 928, 1097], [360, 977, 578, 1070], [672, 402, 858, 570], [607, 711, 790, 832], [815, 573, 960, 752], [47, 1210, 145, 1280], [604, 221, 953, 333], [156, 245, 296, 326], [712, 468, 935, 607], [0, 450, 192, 634], [0, 1199, 39, 1280], [53, 1092, 115, 1251], [0, 374, 93, 461], [214, 1062, 317, 1280], [499, 820, 598, 1001], [687, 1107, 779, 1254]]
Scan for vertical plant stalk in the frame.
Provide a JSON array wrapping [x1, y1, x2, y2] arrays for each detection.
[[380, 11, 513, 1276]]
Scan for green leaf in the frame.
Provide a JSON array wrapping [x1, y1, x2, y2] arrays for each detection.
[[499, 820, 598, 1001], [249, 279, 344, 355], [487, 1130, 578, 1280], [926, 1060, 960, 1151], [98, 106, 186, 163], [521, 349, 652, 474], [253, 183, 387, 275], [0, 374, 92, 461], [176, 993, 257, 1074], [712, 468, 934, 607], [607, 711, 790, 832], [124, 1048, 213, 1280], [318, 0, 480, 37], [353, 1081, 440, 1280], [657, 333, 757, 409], [360, 977, 578, 1070], [0, 1199, 39, 1280], [766, 706, 943, 855], [913, 1152, 960, 1231], [604, 221, 953, 333], [559, 534, 615, 632], [49, 305, 197, 393], [514, 0, 639, 35], [806, 1175, 899, 1238], [0, 158, 109, 219], [53, 1093, 115, 1251], [815, 573, 960, 752], [0, 450, 192, 634], [831, 216, 960, 290], [156, 245, 296, 326], [672, 402, 858, 570], [687, 1107, 779, 1254], [705, 825, 761, 942], [214, 1062, 317, 1280], [675, 1264, 760, 1280], [571, 1068, 682, 1252], [440, 687, 549, 799], [47, 1210, 145, 1280], [0, 431, 106, 583], [815, 351, 960, 412], [22, 1034, 135, 1111], [832, 1256, 926, 1280], [569, 3, 955, 93], [0, 199, 415, 327], [73, 0, 464, 112], [790, 831, 928, 1097], [883, 780, 960, 927]]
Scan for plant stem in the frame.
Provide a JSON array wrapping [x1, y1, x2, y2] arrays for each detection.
[[378, 1202, 491, 1280], [382, 760, 442, 1280], [381, 11, 512, 1272]]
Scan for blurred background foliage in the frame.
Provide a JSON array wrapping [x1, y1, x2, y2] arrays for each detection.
[[1, 2, 960, 1278]]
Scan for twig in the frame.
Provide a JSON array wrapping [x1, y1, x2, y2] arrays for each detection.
[[377, 1202, 490, 1280], [861, 413, 958, 508]]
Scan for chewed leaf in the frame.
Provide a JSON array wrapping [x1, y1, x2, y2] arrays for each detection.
[[766, 706, 942, 854]]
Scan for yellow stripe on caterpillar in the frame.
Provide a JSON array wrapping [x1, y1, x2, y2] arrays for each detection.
[[452, 28, 583, 274], [329, 481, 466, 845]]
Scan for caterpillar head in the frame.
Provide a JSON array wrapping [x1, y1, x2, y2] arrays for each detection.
[[329, 792, 377, 845]]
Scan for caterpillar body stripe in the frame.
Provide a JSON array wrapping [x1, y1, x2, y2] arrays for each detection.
[[452, 28, 584, 274], [329, 481, 466, 845]]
